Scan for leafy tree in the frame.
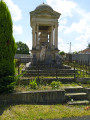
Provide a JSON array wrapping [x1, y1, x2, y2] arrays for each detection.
[[16, 41, 29, 54], [0, 0, 16, 93], [73, 51, 78, 54], [59, 51, 65, 56], [88, 43, 90, 48]]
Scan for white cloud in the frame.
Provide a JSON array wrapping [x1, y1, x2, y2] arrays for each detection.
[[46, 0, 90, 52], [25, 41, 32, 50], [4, 0, 22, 21], [58, 37, 63, 44], [46, 0, 76, 17], [3, 0, 23, 35], [59, 19, 67, 25], [58, 42, 70, 53], [64, 19, 86, 34], [13, 25, 23, 35]]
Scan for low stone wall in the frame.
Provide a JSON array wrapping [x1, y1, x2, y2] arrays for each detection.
[[76, 78, 90, 84], [0, 90, 65, 104]]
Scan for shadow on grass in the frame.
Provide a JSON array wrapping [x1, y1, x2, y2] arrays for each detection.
[[0, 104, 11, 115]]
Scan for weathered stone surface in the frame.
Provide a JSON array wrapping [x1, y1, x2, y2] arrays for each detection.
[[30, 3, 62, 66], [0, 90, 65, 104]]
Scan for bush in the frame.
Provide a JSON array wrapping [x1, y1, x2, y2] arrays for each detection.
[[0, 76, 16, 93], [29, 78, 37, 89], [51, 81, 62, 89], [0, 0, 16, 94]]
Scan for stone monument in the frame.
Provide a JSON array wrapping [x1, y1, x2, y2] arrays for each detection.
[[30, 3, 61, 65]]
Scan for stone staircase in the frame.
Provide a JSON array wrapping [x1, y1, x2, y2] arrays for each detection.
[[65, 86, 89, 105], [21, 63, 90, 105], [22, 68, 76, 77]]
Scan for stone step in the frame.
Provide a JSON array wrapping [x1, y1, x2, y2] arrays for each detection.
[[22, 69, 76, 73], [68, 100, 89, 105], [65, 87, 85, 93], [65, 92, 88, 101], [23, 73, 75, 77]]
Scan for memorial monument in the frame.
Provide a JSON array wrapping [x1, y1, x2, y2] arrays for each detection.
[[30, 3, 61, 65]]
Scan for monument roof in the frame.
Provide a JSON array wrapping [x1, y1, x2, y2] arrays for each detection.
[[35, 3, 53, 11]]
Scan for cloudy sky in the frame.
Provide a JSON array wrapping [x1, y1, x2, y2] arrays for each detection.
[[4, 0, 90, 53]]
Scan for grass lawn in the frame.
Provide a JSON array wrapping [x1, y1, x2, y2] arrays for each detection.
[[0, 104, 90, 120]]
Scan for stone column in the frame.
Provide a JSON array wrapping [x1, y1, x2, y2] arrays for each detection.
[[32, 25, 36, 48], [49, 33, 51, 47], [51, 25, 53, 46], [55, 24, 58, 49], [37, 24, 39, 45]]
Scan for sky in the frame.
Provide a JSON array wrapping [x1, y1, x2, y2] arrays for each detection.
[[3, 0, 90, 53]]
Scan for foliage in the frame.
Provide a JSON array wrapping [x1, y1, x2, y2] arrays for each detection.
[[73, 51, 78, 54], [16, 41, 29, 54], [0, 0, 16, 93], [51, 81, 62, 89], [29, 78, 37, 89], [59, 51, 65, 56]]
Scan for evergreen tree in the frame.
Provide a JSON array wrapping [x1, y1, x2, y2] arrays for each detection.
[[0, 0, 16, 93]]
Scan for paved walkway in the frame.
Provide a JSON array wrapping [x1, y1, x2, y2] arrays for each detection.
[[46, 116, 90, 120]]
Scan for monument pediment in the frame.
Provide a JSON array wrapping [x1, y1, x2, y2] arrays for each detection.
[[31, 10, 60, 18]]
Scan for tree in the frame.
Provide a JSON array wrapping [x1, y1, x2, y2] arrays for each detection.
[[0, 0, 16, 93], [88, 43, 90, 48], [16, 41, 29, 54], [59, 51, 65, 56]]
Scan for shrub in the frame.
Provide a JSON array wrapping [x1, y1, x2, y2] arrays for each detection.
[[51, 81, 62, 89], [0, 0, 16, 94], [0, 76, 16, 93], [29, 78, 37, 89]]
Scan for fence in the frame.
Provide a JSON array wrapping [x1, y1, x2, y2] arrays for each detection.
[[15, 59, 90, 84], [63, 60, 90, 78]]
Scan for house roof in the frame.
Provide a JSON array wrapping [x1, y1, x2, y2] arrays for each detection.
[[80, 48, 90, 54]]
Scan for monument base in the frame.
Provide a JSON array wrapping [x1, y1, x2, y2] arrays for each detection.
[[31, 48, 62, 67]]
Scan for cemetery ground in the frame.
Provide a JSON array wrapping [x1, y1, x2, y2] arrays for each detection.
[[0, 104, 90, 120], [0, 62, 90, 120]]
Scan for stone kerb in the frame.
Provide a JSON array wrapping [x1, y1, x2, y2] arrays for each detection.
[[0, 90, 65, 104]]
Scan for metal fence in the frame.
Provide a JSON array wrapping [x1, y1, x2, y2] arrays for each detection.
[[63, 60, 90, 78], [15, 59, 90, 83]]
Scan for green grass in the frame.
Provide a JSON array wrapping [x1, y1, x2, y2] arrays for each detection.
[[0, 104, 90, 120], [80, 84, 90, 88], [14, 83, 79, 92]]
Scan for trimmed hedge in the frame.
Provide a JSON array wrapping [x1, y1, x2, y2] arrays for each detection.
[[0, 0, 16, 93]]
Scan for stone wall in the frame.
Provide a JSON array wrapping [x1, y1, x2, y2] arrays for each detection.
[[0, 90, 65, 104], [14, 54, 32, 63], [72, 53, 90, 64]]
